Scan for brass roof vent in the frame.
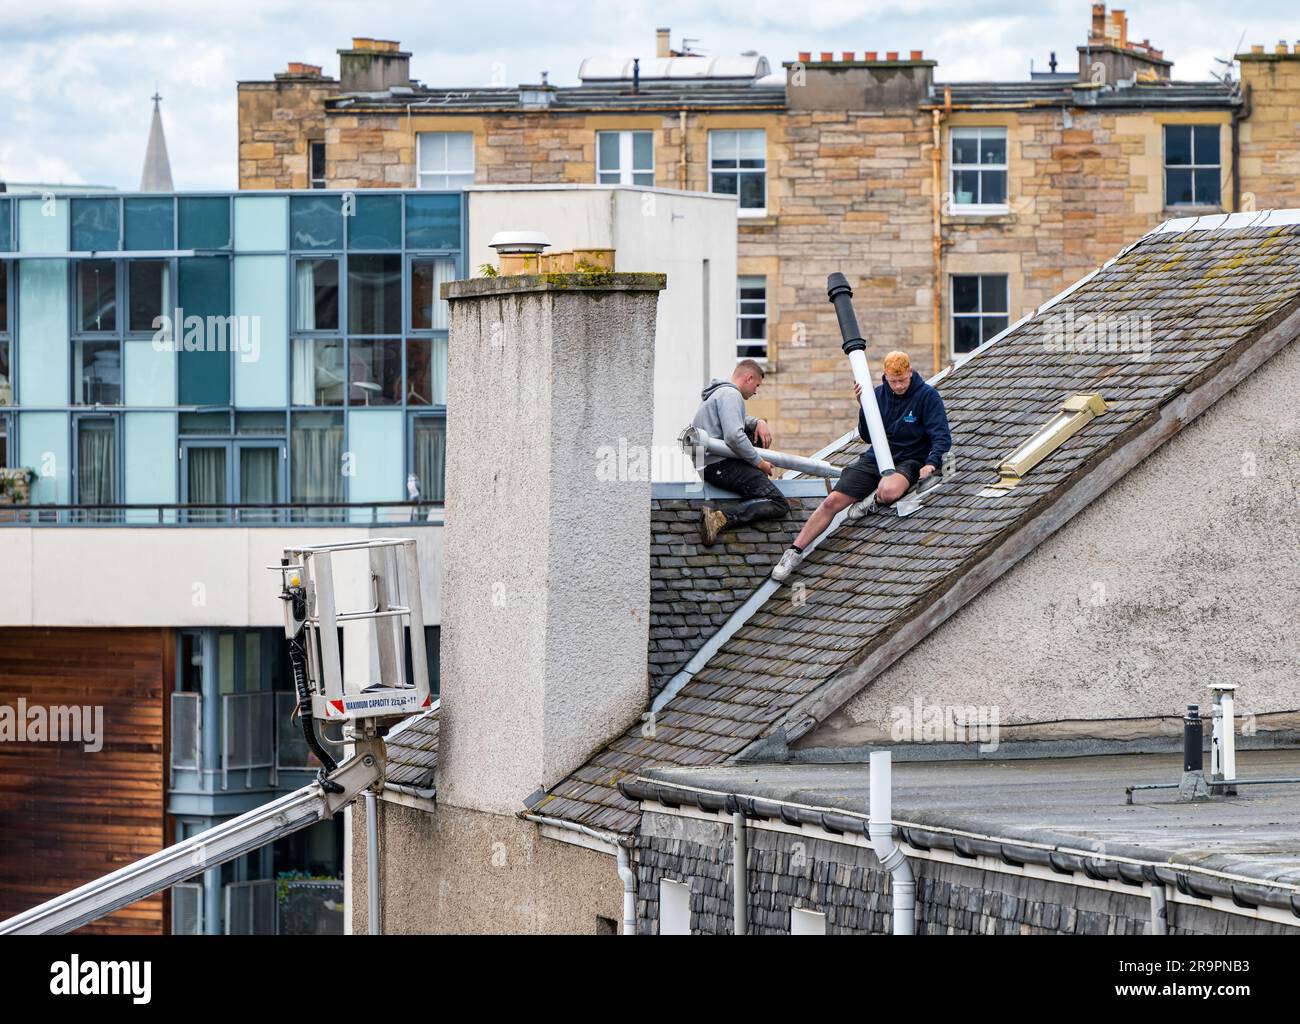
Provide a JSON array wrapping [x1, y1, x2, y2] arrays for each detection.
[[984, 393, 1108, 493]]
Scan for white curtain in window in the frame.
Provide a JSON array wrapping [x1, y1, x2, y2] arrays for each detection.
[[292, 422, 343, 502], [413, 419, 446, 503], [291, 338, 316, 405], [430, 258, 455, 331], [430, 335, 448, 406], [295, 260, 316, 331], [77, 421, 116, 504]]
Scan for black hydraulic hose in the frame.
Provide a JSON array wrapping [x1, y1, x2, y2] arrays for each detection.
[[286, 589, 339, 777]]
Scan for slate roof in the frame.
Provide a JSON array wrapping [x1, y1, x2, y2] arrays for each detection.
[[649, 493, 821, 698], [382, 483, 824, 791], [525, 213, 1300, 834]]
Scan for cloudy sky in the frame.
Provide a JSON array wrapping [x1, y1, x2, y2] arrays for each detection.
[[0, 0, 1294, 190]]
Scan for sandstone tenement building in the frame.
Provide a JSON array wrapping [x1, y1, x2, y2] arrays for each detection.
[[237, 6, 1300, 453]]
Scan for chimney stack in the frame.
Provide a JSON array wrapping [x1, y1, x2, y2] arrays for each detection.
[[656, 27, 671, 59], [338, 37, 411, 93], [436, 269, 666, 816]]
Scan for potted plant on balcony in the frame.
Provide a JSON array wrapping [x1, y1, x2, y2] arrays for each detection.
[[0, 467, 36, 514]]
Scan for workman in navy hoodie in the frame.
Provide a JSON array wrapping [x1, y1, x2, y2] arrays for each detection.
[[771, 350, 951, 582]]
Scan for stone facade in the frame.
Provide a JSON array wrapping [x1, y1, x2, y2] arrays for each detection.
[[1238, 49, 1300, 211], [635, 809, 1300, 935], [237, 38, 1300, 459], [238, 72, 337, 189]]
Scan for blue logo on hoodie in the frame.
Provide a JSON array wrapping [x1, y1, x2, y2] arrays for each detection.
[[902, 411, 917, 424]]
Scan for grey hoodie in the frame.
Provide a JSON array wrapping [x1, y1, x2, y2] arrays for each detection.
[[692, 379, 761, 467]]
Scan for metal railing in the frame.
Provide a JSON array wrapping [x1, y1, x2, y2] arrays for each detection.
[[171, 882, 203, 935], [222, 693, 276, 790], [274, 691, 344, 771], [0, 500, 444, 527], [169, 693, 201, 777], [224, 880, 277, 936], [278, 880, 344, 936]]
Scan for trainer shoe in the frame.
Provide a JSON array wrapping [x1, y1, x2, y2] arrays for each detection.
[[844, 493, 879, 521], [700, 506, 728, 546], [770, 546, 805, 583]]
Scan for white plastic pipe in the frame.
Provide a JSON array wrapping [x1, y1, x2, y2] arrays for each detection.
[[682, 428, 841, 479], [868, 750, 915, 935], [617, 845, 637, 936], [365, 788, 381, 935], [732, 810, 748, 935], [845, 348, 896, 475], [827, 273, 896, 475]]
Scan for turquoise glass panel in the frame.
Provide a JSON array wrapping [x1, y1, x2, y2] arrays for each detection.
[[234, 195, 288, 252], [178, 196, 231, 249], [177, 257, 231, 405], [233, 255, 287, 407], [346, 409, 403, 518], [124, 412, 176, 519], [18, 411, 70, 503], [17, 260, 69, 405], [0, 199, 11, 250], [71, 197, 120, 251], [18, 197, 68, 253], [290, 195, 343, 250], [348, 194, 401, 250], [124, 197, 175, 250], [404, 194, 460, 250], [124, 338, 176, 405]]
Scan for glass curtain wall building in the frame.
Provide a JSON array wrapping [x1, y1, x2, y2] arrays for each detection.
[[0, 190, 462, 522]]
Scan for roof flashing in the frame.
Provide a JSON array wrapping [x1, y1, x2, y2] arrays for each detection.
[[990, 393, 1108, 491]]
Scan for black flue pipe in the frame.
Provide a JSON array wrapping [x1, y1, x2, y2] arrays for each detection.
[[1183, 705, 1203, 773]]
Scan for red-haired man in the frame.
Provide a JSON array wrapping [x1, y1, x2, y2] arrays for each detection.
[[771, 351, 951, 582]]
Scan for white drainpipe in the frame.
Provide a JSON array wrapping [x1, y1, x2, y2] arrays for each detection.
[[521, 813, 636, 936], [868, 750, 915, 935], [616, 845, 637, 936]]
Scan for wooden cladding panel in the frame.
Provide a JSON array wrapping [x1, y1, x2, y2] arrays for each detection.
[[0, 628, 169, 934]]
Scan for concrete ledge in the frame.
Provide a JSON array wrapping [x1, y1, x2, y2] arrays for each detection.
[[443, 272, 667, 300], [651, 479, 828, 500]]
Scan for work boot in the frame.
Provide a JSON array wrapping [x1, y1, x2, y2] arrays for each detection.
[[770, 546, 805, 583], [844, 492, 879, 521], [700, 505, 728, 546]]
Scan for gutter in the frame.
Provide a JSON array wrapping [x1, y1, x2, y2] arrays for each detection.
[[620, 778, 1300, 924], [520, 813, 637, 936]]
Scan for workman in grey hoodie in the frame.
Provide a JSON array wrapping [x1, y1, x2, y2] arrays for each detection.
[[690, 359, 790, 545]]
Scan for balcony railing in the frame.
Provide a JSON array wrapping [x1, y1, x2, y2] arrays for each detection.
[[170, 689, 345, 794], [0, 500, 444, 527]]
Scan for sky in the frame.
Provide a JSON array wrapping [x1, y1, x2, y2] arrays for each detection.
[[0, 0, 1295, 191]]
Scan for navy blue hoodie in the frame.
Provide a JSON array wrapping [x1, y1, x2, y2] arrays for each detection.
[[857, 370, 952, 470]]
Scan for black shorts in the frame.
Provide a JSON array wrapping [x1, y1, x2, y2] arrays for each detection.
[[832, 456, 922, 502]]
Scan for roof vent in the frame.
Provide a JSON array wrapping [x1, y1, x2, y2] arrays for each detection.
[[983, 393, 1108, 494]]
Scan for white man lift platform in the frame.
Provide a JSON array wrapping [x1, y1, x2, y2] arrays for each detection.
[[0, 538, 431, 936]]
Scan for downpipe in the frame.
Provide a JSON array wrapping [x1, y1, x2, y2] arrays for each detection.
[[617, 846, 637, 937], [868, 750, 915, 935]]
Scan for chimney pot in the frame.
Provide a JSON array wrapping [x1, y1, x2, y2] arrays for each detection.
[[842, 51, 854, 61], [865, 51, 878, 61], [1251, 44, 1265, 54], [886, 50, 899, 61], [1277, 40, 1290, 54], [820, 51, 833, 62], [910, 49, 923, 60], [656, 27, 671, 59], [797, 51, 811, 62]]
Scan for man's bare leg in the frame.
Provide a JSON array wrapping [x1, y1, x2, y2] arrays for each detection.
[[791, 491, 855, 550]]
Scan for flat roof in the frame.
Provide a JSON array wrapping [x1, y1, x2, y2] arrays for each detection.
[[640, 749, 1300, 887]]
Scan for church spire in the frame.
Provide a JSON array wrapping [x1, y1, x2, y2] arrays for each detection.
[[139, 89, 174, 192]]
